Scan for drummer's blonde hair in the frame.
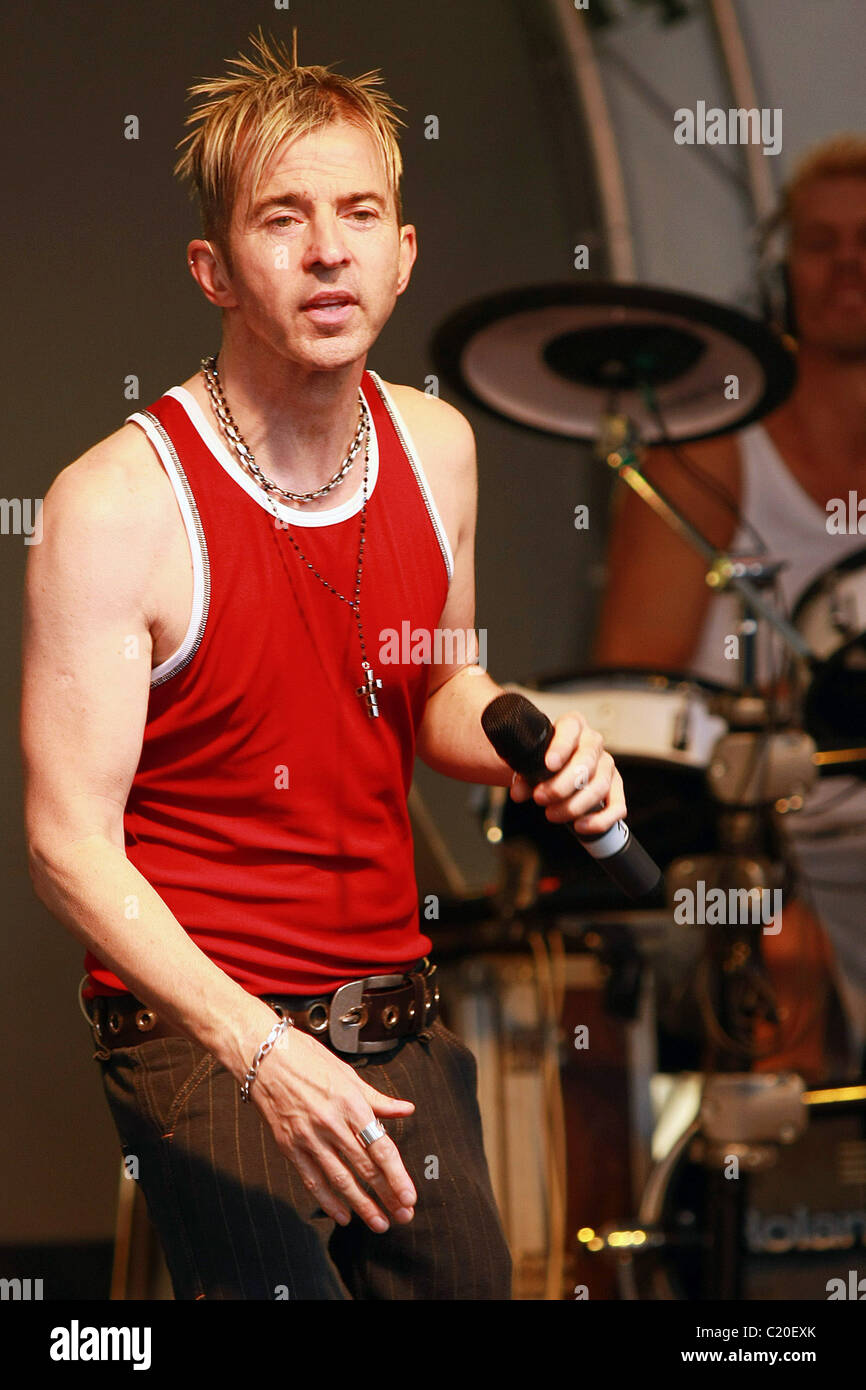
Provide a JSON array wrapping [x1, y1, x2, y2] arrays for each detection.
[[769, 133, 866, 244], [173, 27, 407, 274]]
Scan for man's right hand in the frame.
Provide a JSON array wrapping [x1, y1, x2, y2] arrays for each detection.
[[249, 1023, 418, 1232]]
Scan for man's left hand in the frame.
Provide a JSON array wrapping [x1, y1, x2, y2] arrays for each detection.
[[509, 712, 627, 833]]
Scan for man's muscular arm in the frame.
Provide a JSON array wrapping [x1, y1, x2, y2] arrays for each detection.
[[22, 429, 417, 1233], [414, 404, 626, 837], [22, 429, 285, 1075], [592, 434, 741, 668]]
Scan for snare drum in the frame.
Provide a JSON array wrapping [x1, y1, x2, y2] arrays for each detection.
[[793, 549, 866, 766], [510, 670, 729, 770]]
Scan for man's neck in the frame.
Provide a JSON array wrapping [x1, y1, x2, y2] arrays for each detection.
[[198, 328, 368, 498], [785, 346, 866, 459]]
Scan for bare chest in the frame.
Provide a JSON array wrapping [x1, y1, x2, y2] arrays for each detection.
[[763, 414, 866, 510]]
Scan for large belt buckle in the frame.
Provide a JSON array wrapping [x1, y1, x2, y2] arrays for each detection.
[[329, 972, 406, 1054]]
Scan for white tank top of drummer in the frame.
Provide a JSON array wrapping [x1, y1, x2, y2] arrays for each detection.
[[689, 424, 866, 1070], [689, 423, 864, 835], [690, 423, 864, 690]]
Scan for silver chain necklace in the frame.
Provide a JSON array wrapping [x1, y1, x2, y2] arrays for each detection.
[[199, 355, 383, 718], [201, 354, 366, 502]]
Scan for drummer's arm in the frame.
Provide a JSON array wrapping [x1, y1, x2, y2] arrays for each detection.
[[591, 435, 741, 669]]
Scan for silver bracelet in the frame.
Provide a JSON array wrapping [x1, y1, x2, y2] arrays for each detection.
[[240, 1012, 293, 1103]]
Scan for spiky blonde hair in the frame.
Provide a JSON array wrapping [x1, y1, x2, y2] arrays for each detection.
[[174, 28, 407, 270], [764, 133, 866, 247]]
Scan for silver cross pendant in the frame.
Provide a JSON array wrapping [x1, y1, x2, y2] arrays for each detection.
[[356, 663, 383, 718]]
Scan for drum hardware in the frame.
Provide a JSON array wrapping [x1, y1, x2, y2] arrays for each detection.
[[585, 1072, 809, 1299], [587, 387, 864, 1297], [469, 609, 831, 1297], [582, 1079, 866, 1299], [697, 1071, 807, 1151], [433, 275, 863, 771], [453, 828, 652, 1028], [480, 784, 508, 845], [705, 725, 817, 806], [597, 410, 812, 670], [434, 279, 862, 1295], [592, 408, 819, 1028], [481, 495, 822, 1295], [666, 853, 784, 913], [794, 546, 866, 662], [812, 747, 866, 769], [431, 281, 796, 444], [467, 777, 822, 1297], [497, 836, 544, 919], [792, 547, 866, 774], [434, 941, 657, 1299], [664, 753, 808, 1071]]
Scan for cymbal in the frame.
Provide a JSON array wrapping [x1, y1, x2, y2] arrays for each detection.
[[431, 281, 796, 444]]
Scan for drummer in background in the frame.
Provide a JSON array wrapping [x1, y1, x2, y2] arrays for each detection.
[[593, 134, 866, 1082]]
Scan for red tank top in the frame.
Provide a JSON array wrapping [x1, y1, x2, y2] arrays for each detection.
[[83, 369, 452, 998]]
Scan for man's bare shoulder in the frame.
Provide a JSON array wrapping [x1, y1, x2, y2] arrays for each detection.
[[619, 428, 742, 551], [30, 423, 179, 622], [381, 380, 476, 464], [379, 381, 476, 553], [46, 421, 174, 538]]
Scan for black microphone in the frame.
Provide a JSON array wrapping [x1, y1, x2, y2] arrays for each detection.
[[481, 691, 662, 900]]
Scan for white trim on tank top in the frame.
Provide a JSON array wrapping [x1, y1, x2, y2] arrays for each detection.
[[125, 410, 210, 686], [165, 372, 455, 582], [164, 382, 380, 527], [739, 422, 827, 531], [128, 371, 454, 683], [367, 371, 455, 582]]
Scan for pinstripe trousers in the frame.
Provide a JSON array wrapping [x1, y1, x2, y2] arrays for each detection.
[[96, 1013, 513, 1300]]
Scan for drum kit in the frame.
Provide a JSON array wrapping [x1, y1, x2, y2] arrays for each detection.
[[426, 280, 866, 1299]]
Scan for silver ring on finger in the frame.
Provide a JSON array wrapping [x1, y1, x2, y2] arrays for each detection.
[[357, 1119, 387, 1149]]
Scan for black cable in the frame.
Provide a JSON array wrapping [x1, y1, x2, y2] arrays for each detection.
[[642, 391, 770, 555]]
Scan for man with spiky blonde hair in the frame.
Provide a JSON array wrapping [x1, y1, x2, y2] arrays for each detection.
[[23, 30, 627, 1299], [174, 31, 408, 279]]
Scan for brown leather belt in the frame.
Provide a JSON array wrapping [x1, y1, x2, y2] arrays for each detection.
[[85, 958, 440, 1057]]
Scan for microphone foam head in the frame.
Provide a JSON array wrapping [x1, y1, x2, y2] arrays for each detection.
[[481, 693, 553, 782]]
